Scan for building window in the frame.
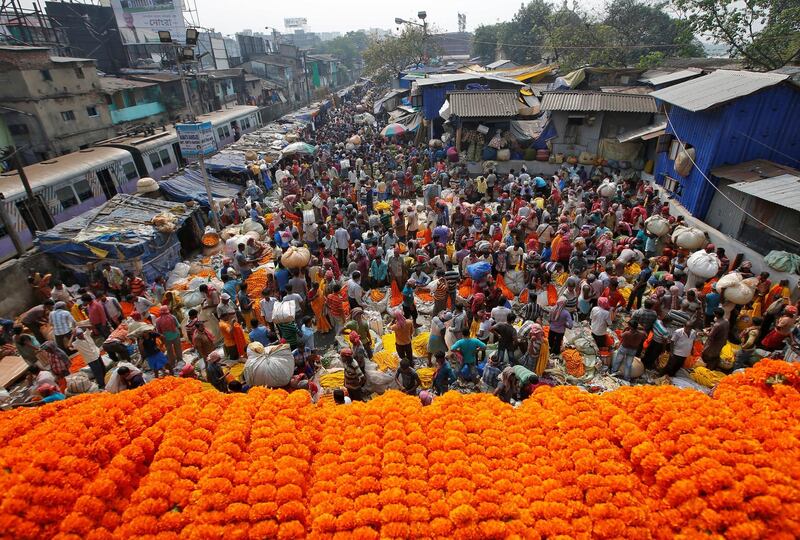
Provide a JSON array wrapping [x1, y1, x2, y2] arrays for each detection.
[[8, 124, 28, 135], [73, 179, 94, 201], [55, 185, 79, 209], [41, 69, 52, 81], [158, 149, 172, 165], [669, 140, 681, 160], [61, 111, 76, 122], [149, 152, 163, 170], [663, 175, 683, 195], [75, 67, 85, 79], [123, 162, 138, 180], [86, 106, 99, 117]]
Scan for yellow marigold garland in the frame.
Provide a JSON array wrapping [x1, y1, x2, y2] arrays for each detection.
[[0, 361, 798, 538]]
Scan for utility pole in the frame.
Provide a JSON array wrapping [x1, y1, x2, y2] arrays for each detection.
[[0, 193, 25, 257], [167, 32, 221, 231], [7, 146, 50, 232], [302, 50, 312, 105]]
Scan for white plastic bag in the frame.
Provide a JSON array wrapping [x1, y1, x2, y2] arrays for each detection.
[[241, 218, 264, 235], [363, 359, 398, 394], [244, 344, 294, 387], [645, 215, 670, 237], [687, 250, 720, 279], [672, 226, 707, 250], [181, 290, 205, 309], [272, 300, 296, 323]]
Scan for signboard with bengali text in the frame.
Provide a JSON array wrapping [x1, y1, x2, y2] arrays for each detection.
[[176, 122, 216, 157], [111, 0, 186, 45]]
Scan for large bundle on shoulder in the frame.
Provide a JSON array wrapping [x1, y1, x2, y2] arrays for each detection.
[[645, 215, 670, 237], [671, 225, 707, 250], [598, 180, 616, 198], [716, 273, 759, 305], [467, 261, 492, 281], [281, 246, 311, 269], [687, 249, 720, 279], [244, 343, 295, 388]]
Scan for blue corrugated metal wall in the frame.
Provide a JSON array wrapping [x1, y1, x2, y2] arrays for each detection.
[[655, 84, 800, 219], [423, 85, 455, 120]]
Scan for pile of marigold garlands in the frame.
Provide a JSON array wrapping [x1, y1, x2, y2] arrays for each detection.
[[1, 360, 799, 539]]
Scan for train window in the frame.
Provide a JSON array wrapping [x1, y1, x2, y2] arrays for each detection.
[[56, 185, 78, 209], [217, 128, 224, 139], [158, 149, 172, 165], [0, 222, 6, 239], [149, 153, 162, 170], [123, 162, 138, 180], [73, 179, 93, 202]]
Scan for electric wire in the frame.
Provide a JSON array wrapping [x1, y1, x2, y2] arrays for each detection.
[[664, 108, 800, 248]]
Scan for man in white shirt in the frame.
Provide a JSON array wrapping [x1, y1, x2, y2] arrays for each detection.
[[663, 322, 697, 376], [346, 271, 365, 309], [260, 290, 277, 329], [334, 225, 350, 269], [73, 328, 106, 390]]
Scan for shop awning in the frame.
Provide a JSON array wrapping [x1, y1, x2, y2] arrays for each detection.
[[617, 121, 667, 143]]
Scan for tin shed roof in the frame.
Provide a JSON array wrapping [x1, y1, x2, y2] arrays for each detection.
[[729, 175, 800, 212], [651, 69, 789, 111], [447, 90, 520, 118], [540, 91, 657, 113]]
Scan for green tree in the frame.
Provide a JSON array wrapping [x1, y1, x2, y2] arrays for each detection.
[[363, 25, 439, 83], [319, 31, 369, 69], [472, 23, 506, 63], [673, 0, 800, 69], [604, 0, 702, 64]]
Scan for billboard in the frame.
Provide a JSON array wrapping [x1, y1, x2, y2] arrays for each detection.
[[111, 0, 186, 45], [176, 122, 216, 157], [284, 17, 307, 30]]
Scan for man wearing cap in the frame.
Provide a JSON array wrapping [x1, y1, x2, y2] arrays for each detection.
[[216, 293, 239, 323]]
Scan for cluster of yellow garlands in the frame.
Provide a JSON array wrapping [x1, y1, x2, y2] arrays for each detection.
[[1, 360, 799, 539]]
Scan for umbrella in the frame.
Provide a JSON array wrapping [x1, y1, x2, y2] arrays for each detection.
[[281, 142, 317, 156], [381, 123, 407, 137]]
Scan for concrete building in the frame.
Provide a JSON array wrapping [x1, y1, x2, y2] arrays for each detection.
[[0, 46, 115, 165], [99, 77, 167, 129]]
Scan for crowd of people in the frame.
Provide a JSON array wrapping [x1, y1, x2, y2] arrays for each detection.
[[8, 83, 799, 406]]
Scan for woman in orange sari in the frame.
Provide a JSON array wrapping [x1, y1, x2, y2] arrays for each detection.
[[310, 279, 332, 333]]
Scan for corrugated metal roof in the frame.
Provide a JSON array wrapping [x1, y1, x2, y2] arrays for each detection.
[[711, 159, 800, 183], [640, 68, 703, 86], [413, 73, 525, 87], [540, 91, 657, 113], [617, 121, 667, 142], [728, 174, 800, 212], [651, 69, 789, 111], [447, 90, 520, 118], [486, 59, 516, 69], [99, 77, 157, 92]]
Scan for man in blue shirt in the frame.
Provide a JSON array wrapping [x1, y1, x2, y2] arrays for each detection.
[[450, 337, 486, 381], [221, 274, 241, 300], [248, 318, 273, 346], [274, 263, 290, 293]]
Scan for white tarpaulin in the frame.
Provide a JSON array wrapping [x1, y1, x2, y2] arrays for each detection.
[[510, 114, 550, 141]]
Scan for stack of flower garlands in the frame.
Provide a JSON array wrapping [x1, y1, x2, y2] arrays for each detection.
[[1, 361, 799, 539]]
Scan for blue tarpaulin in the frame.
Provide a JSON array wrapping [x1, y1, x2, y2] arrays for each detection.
[[35, 194, 197, 284], [159, 169, 241, 208], [203, 152, 249, 174]]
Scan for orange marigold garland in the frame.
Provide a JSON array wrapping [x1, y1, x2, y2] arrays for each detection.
[[0, 362, 798, 538]]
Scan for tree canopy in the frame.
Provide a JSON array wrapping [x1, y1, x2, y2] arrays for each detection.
[[472, 0, 705, 71], [363, 25, 440, 83], [673, 0, 800, 70], [318, 31, 369, 70]]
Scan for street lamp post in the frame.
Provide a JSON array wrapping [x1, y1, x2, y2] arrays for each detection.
[[159, 29, 220, 231], [394, 11, 428, 62]]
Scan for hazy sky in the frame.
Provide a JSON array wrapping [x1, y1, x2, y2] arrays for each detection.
[[189, 0, 580, 36]]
